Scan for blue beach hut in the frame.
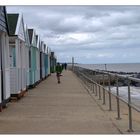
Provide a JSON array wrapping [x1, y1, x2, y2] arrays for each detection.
[[39, 41, 45, 80], [35, 35, 40, 83], [28, 29, 38, 87], [44, 44, 48, 78]]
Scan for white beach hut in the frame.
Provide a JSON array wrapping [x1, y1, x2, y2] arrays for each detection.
[[0, 6, 10, 110], [25, 25, 30, 88], [7, 13, 27, 99]]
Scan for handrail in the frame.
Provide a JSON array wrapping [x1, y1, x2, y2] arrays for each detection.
[[78, 69, 140, 112], [73, 65, 140, 132]]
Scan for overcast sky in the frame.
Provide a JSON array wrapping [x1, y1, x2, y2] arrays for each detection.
[[7, 6, 140, 64]]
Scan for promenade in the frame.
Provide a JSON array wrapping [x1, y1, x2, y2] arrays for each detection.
[[0, 70, 139, 134]]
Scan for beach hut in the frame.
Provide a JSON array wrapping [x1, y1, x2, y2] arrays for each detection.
[[35, 35, 40, 83], [0, 6, 10, 110], [45, 46, 51, 76], [50, 52, 57, 73], [44, 44, 48, 78], [39, 41, 45, 80], [39, 41, 51, 80], [24, 25, 30, 88], [28, 29, 37, 87], [47, 47, 51, 76], [7, 13, 27, 99], [39, 41, 43, 80], [42, 43, 46, 79]]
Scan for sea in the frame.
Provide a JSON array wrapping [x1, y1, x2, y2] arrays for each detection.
[[77, 63, 140, 73]]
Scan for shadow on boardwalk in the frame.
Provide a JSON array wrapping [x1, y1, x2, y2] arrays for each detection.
[[0, 71, 125, 134]]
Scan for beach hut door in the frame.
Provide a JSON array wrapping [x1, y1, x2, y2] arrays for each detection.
[[40, 52, 42, 79]]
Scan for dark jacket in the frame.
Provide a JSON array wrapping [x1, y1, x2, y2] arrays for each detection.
[[56, 65, 62, 73]]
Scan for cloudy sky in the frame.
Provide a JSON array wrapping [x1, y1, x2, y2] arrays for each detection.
[[7, 6, 140, 64]]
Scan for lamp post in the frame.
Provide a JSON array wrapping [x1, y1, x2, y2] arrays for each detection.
[[105, 64, 107, 71], [72, 57, 74, 71]]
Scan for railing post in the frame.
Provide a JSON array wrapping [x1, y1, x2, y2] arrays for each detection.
[[95, 71, 97, 96], [89, 71, 92, 91], [94, 82, 96, 94], [127, 78, 134, 132], [86, 70, 89, 88], [94, 71, 96, 94], [108, 74, 112, 111], [116, 76, 121, 120], [98, 77, 101, 100], [102, 74, 106, 105], [92, 71, 94, 94], [90, 82, 92, 91]]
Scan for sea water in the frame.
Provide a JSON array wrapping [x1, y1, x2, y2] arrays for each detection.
[[77, 63, 140, 73]]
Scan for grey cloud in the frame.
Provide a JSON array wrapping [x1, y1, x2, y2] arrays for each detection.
[[7, 6, 140, 63]]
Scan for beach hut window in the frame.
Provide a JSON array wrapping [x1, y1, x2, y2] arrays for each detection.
[[9, 45, 16, 67]]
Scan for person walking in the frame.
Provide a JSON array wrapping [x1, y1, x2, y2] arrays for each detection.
[[64, 63, 67, 70], [56, 62, 62, 84]]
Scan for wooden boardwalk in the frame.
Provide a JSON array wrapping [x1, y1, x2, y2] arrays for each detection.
[[0, 70, 137, 134]]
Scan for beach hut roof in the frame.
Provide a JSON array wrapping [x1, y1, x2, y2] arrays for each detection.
[[36, 35, 38, 43], [44, 44, 47, 54], [28, 29, 33, 44], [39, 39, 41, 50], [51, 51, 57, 59], [28, 29, 36, 46], [47, 46, 50, 54], [0, 6, 10, 34], [24, 25, 30, 46], [39, 41, 44, 52], [7, 13, 25, 41], [36, 35, 40, 49], [7, 14, 18, 35]]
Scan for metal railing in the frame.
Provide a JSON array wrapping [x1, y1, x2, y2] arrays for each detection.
[[73, 66, 140, 132]]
